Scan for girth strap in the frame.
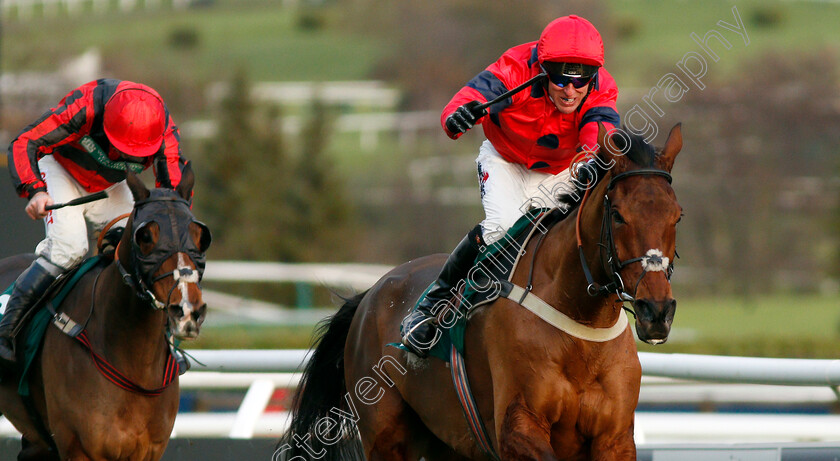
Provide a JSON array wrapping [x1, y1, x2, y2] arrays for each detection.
[[450, 345, 500, 461], [499, 281, 629, 342]]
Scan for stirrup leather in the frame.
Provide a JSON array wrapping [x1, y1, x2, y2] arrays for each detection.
[[401, 313, 442, 353]]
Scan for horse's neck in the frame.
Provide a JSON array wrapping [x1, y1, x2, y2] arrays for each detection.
[[530, 181, 620, 327], [92, 263, 170, 367]]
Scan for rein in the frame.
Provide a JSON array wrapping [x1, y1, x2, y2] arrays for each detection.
[[576, 168, 675, 309], [96, 213, 131, 252], [493, 208, 629, 342]]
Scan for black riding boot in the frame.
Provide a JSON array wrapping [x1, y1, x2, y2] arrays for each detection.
[[0, 259, 60, 370], [401, 225, 483, 357]]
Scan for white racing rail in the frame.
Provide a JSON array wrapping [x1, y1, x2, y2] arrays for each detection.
[[4, 350, 840, 443]]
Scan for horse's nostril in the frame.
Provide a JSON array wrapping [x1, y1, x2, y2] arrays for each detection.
[[193, 304, 207, 326], [634, 298, 677, 325], [633, 299, 656, 322]]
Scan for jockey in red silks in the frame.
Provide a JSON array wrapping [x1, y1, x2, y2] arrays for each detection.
[[1, 79, 191, 370], [401, 15, 621, 357]]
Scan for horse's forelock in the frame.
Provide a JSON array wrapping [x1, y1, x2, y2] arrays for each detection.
[[611, 130, 658, 169], [147, 188, 181, 201]]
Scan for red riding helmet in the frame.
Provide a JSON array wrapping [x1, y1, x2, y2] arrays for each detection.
[[537, 15, 605, 73], [103, 84, 166, 157]]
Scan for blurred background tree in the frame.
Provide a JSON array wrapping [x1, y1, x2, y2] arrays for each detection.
[[672, 51, 840, 296], [344, 0, 608, 111], [193, 69, 353, 263]]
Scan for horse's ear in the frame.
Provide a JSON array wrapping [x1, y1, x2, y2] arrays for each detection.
[[596, 122, 611, 157], [126, 170, 150, 202], [657, 123, 683, 172], [176, 162, 195, 202], [596, 122, 612, 164]]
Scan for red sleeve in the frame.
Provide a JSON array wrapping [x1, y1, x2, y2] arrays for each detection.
[[7, 83, 95, 199], [577, 68, 620, 152], [441, 43, 537, 140], [153, 113, 186, 189]]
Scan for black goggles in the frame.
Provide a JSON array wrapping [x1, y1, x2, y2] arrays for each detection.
[[546, 72, 593, 89], [540, 62, 597, 89]]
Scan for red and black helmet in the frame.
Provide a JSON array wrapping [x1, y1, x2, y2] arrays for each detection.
[[537, 15, 604, 78], [103, 83, 166, 157]]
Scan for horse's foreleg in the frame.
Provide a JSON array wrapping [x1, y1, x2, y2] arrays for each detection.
[[367, 423, 410, 461], [591, 430, 636, 461], [17, 436, 60, 461], [497, 395, 558, 461]]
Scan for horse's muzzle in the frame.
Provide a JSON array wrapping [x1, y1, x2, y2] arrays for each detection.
[[633, 298, 676, 345], [168, 302, 207, 340]]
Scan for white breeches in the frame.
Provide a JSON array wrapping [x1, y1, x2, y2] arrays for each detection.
[[476, 140, 575, 245], [35, 156, 134, 270]]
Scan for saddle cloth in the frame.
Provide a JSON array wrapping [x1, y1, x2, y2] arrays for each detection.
[[0, 256, 107, 395], [426, 207, 570, 361]]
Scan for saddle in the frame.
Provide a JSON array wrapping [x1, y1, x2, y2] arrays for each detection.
[[422, 207, 570, 362], [461, 207, 567, 312]]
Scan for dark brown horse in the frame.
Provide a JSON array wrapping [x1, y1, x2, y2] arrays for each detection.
[[277, 123, 684, 460], [0, 167, 210, 461]]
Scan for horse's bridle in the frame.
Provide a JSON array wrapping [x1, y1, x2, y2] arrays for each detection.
[[576, 168, 676, 306], [116, 194, 210, 310]]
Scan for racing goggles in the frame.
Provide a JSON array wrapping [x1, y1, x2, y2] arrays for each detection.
[[541, 61, 598, 89]]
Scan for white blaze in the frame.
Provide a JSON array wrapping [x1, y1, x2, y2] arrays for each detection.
[[641, 249, 670, 272], [174, 253, 196, 332]]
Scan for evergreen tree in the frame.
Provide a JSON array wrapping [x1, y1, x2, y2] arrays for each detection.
[[193, 71, 352, 262]]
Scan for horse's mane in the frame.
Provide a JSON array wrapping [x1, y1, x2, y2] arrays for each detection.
[[610, 128, 657, 168]]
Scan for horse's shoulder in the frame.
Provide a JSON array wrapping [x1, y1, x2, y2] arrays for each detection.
[[0, 254, 36, 289], [0, 253, 36, 272]]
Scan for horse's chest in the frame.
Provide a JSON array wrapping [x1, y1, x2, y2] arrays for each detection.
[[553, 379, 635, 439]]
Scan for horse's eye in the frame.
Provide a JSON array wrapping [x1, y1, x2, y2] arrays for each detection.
[[611, 209, 626, 225], [133, 222, 159, 253], [135, 227, 154, 245]]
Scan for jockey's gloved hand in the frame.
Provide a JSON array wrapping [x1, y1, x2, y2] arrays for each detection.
[[555, 191, 582, 214], [445, 101, 487, 135], [573, 161, 595, 187]]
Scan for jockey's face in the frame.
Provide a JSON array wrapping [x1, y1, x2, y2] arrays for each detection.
[[547, 80, 590, 114]]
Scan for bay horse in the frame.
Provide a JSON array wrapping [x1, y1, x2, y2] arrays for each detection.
[[278, 123, 684, 460], [0, 166, 211, 461]]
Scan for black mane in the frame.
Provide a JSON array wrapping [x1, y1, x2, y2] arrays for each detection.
[[610, 129, 657, 168]]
